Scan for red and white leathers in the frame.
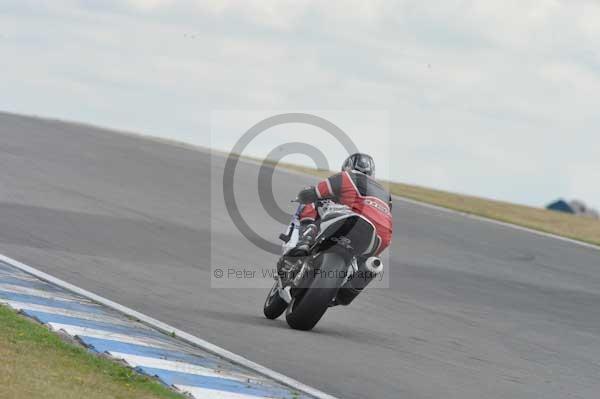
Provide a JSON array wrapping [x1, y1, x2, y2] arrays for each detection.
[[299, 170, 393, 255]]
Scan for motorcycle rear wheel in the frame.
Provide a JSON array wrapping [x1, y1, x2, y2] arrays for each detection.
[[285, 251, 347, 331]]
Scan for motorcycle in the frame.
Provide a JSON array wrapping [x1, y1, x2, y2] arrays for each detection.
[[263, 199, 383, 331]]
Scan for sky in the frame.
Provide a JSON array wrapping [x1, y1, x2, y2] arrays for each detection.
[[1, 0, 599, 209]]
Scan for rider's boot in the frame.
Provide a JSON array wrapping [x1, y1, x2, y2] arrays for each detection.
[[286, 223, 317, 258]]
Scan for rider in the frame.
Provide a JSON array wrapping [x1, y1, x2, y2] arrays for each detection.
[[290, 153, 393, 305]]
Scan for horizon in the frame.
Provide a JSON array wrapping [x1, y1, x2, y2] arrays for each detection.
[[2, 108, 586, 213], [1, 1, 599, 209]]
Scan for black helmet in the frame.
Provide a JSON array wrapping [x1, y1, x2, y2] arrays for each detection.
[[342, 153, 375, 177]]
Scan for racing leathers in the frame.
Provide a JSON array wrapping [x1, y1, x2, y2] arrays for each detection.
[[293, 170, 393, 305]]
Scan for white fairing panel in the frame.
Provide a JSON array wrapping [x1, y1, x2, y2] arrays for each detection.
[[281, 203, 378, 256], [282, 224, 300, 255]]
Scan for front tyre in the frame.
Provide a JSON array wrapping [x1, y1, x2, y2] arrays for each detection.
[[263, 281, 288, 319], [285, 251, 347, 331]]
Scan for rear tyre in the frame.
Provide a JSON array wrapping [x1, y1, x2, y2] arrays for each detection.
[[263, 281, 288, 319], [285, 251, 347, 331]]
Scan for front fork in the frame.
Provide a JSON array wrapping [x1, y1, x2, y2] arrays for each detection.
[[275, 255, 313, 304]]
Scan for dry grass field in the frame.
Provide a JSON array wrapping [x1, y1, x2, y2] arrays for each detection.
[[82, 129, 600, 248], [268, 161, 600, 247]]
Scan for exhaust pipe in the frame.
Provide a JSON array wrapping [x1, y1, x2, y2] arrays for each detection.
[[336, 257, 384, 306], [364, 256, 383, 275]]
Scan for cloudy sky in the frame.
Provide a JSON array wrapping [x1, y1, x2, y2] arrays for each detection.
[[1, 1, 599, 208]]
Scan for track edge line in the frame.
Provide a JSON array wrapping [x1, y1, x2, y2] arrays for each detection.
[[392, 195, 600, 251], [237, 157, 600, 251], [0, 253, 339, 399]]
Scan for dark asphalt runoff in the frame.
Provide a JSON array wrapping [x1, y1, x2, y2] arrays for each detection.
[[1, 112, 599, 399]]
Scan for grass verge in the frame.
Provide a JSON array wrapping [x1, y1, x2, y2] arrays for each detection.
[[269, 161, 600, 247], [0, 304, 184, 399]]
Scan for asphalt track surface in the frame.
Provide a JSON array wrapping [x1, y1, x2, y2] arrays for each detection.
[[1, 112, 600, 399]]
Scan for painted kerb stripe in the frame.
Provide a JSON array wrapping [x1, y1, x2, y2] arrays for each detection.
[[0, 253, 338, 399]]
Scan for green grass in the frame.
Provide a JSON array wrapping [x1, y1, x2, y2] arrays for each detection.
[[0, 304, 184, 399]]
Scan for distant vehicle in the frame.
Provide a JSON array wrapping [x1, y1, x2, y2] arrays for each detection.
[[547, 199, 599, 219]]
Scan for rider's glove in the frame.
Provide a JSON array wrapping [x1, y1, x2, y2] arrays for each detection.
[[297, 186, 318, 204]]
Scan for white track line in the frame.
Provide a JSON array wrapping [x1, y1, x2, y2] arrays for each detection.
[[392, 194, 600, 251], [110, 352, 253, 382], [0, 300, 137, 327], [0, 253, 338, 399], [247, 157, 600, 252], [175, 385, 277, 399], [47, 322, 180, 350]]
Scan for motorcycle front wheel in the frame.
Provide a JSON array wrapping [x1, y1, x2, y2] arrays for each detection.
[[263, 281, 288, 319]]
